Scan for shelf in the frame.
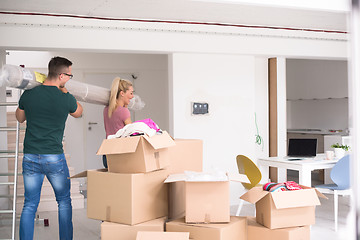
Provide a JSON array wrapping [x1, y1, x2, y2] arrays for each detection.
[[287, 129, 348, 136], [287, 97, 348, 101]]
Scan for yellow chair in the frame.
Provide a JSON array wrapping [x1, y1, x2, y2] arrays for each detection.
[[235, 155, 262, 216]]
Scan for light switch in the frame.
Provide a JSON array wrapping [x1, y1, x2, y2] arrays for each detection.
[[192, 102, 209, 115], [6, 90, 12, 97]]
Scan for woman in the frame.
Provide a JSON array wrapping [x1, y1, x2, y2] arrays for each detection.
[[103, 77, 134, 167]]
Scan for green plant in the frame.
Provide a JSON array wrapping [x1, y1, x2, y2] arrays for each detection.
[[331, 143, 350, 151]]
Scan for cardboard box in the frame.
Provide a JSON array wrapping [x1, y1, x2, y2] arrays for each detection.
[[240, 186, 326, 229], [167, 139, 203, 220], [168, 181, 186, 220], [165, 172, 249, 223], [71, 169, 168, 225], [97, 131, 175, 173], [166, 216, 247, 240], [101, 217, 166, 240], [136, 231, 189, 240], [185, 181, 229, 223], [167, 139, 203, 174], [247, 217, 310, 240]]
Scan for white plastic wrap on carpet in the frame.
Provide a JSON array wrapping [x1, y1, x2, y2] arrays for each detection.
[[0, 64, 145, 110]]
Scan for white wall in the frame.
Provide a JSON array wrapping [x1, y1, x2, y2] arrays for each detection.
[[287, 59, 348, 99], [286, 59, 348, 131], [170, 53, 268, 204], [277, 58, 288, 157], [254, 58, 269, 158]]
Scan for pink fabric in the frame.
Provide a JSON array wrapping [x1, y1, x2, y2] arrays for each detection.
[[263, 181, 302, 192], [103, 106, 131, 138], [134, 118, 160, 132], [285, 181, 302, 190]]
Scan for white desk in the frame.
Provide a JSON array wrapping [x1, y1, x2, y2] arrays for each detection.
[[258, 154, 338, 187]]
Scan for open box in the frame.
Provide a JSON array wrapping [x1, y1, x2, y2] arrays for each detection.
[[165, 172, 249, 223], [97, 131, 175, 173], [240, 186, 327, 229]]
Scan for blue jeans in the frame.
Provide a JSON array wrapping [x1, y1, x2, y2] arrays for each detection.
[[20, 153, 73, 240], [102, 155, 108, 168]]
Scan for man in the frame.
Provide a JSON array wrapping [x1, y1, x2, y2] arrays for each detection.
[[16, 56, 83, 240]]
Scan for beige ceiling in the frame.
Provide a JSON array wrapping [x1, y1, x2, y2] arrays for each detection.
[[0, 0, 348, 32]]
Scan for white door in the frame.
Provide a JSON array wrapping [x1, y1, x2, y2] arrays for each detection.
[[83, 73, 134, 170]]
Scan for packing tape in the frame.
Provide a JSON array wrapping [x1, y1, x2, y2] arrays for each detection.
[[34, 71, 46, 83], [18, 79, 29, 89], [21, 68, 34, 81], [204, 213, 211, 223], [154, 152, 160, 168]]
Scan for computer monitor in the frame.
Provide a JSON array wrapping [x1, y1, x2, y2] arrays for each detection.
[[287, 138, 317, 157]]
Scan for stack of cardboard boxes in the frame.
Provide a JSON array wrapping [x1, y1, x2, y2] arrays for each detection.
[[166, 175, 326, 240], [165, 171, 247, 240], [71, 130, 325, 240], [71, 132, 203, 240], [164, 172, 248, 240]]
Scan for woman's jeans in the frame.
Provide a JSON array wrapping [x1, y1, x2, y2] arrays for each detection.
[[20, 153, 73, 240], [102, 155, 108, 168]]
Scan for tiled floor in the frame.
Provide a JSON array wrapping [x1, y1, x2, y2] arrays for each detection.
[[0, 203, 101, 240], [0, 193, 353, 240]]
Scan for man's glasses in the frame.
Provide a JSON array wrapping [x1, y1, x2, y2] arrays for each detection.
[[60, 73, 73, 79]]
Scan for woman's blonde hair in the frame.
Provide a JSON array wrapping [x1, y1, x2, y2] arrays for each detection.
[[108, 77, 133, 118]]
